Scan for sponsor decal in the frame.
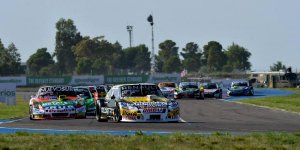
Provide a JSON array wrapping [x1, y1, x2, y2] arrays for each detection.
[[46, 108, 74, 113], [70, 75, 104, 85], [105, 75, 149, 84], [40, 86, 74, 92], [143, 108, 165, 113], [134, 102, 167, 108], [41, 101, 73, 107], [122, 110, 138, 116], [27, 77, 71, 85]]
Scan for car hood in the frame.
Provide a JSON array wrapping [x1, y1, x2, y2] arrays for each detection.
[[229, 86, 248, 91], [204, 89, 218, 93], [122, 95, 168, 103]]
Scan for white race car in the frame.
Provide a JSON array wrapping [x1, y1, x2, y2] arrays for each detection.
[[95, 83, 180, 122]]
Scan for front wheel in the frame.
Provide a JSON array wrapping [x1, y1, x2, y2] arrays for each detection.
[[197, 92, 204, 100], [29, 106, 33, 120], [114, 105, 122, 122], [96, 101, 107, 122]]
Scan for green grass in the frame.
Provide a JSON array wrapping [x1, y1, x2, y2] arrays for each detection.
[[0, 132, 300, 150], [0, 94, 28, 120], [237, 88, 300, 112]]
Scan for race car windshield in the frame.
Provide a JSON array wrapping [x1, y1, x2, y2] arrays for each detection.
[[233, 82, 248, 87], [74, 88, 91, 99], [121, 85, 164, 97], [203, 84, 217, 89], [96, 86, 106, 93], [180, 82, 198, 89]]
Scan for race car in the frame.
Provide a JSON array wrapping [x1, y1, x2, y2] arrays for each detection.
[[227, 81, 254, 96], [95, 83, 180, 122], [174, 82, 204, 99], [158, 82, 176, 98], [73, 86, 96, 115], [202, 82, 223, 99], [29, 85, 86, 120]]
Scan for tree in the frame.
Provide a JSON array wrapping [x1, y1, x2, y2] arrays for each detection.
[[225, 43, 251, 71], [203, 41, 223, 64], [155, 40, 181, 73], [75, 57, 93, 74], [27, 48, 55, 75], [54, 18, 82, 75], [180, 42, 202, 72], [270, 61, 286, 71], [122, 45, 151, 73], [0, 40, 24, 75], [73, 36, 118, 74], [6, 43, 24, 75], [203, 41, 226, 71], [0, 39, 9, 75]]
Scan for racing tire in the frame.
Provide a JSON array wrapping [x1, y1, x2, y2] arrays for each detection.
[[249, 89, 254, 96], [114, 105, 122, 123], [96, 101, 108, 122], [29, 106, 33, 120], [197, 92, 204, 100]]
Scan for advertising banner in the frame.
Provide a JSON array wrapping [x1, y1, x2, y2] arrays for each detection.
[[0, 83, 16, 105], [0, 76, 26, 86], [148, 73, 181, 83], [104, 75, 149, 84], [27, 76, 72, 86], [70, 75, 104, 85]]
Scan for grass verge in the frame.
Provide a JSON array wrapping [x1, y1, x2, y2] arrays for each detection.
[[0, 94, 28, 120], [0, 132, 300, 150], [237, 88, 300, 112]]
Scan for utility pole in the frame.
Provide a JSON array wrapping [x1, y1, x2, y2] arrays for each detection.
[[126, 25, 133, 47], [147, 14, 155, 74]]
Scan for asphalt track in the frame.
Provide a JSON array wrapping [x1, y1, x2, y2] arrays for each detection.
[[1, 89, 300, 134]]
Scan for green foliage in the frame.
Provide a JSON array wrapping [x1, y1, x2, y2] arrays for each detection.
[[238, 88, 300, 112], [225, 43, 251, 71], [54, 18, 82, 75], [203, 41, 226, 71], [180, 42, 202, 73], [270, 61, 286, 71], [122, 45, 151, 74], [0, 40, 24, 75], [0, 94, 28, 119], [73, 36, 126, 74], [27, 48, 55, 75], [156, 40, 182, 73], [0, 132, 300, 149]]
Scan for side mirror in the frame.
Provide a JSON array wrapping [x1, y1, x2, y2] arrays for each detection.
[[111, 95, 115, 100]]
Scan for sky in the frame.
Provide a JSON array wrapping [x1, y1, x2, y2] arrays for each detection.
[[0, 0, 299, 72]]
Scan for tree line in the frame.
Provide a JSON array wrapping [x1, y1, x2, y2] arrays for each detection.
[[0, 18, 256, 76]]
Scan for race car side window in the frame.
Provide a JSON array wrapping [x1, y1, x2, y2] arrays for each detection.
[[106, 89, 114, 100], [113, 88, 121, 99]]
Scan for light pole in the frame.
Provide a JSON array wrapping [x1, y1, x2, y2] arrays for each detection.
[[126, 25, 133, 48], [147, 15, 155, 74]]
